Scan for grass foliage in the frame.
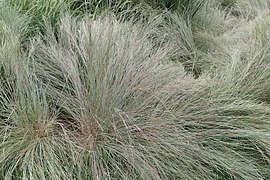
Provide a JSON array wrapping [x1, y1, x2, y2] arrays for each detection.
[[0, 0, 270, 179]]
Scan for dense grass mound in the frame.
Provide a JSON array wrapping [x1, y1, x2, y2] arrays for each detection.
[[0, 0, 270, 179]]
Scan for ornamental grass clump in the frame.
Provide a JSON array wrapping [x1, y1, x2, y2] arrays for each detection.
[[29, 14, 192, 179], [0, 5, 75, 179]]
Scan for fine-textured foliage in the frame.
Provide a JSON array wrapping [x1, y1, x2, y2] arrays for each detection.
[[1, 0, 270, 179], [29, 14, 190, 179]]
